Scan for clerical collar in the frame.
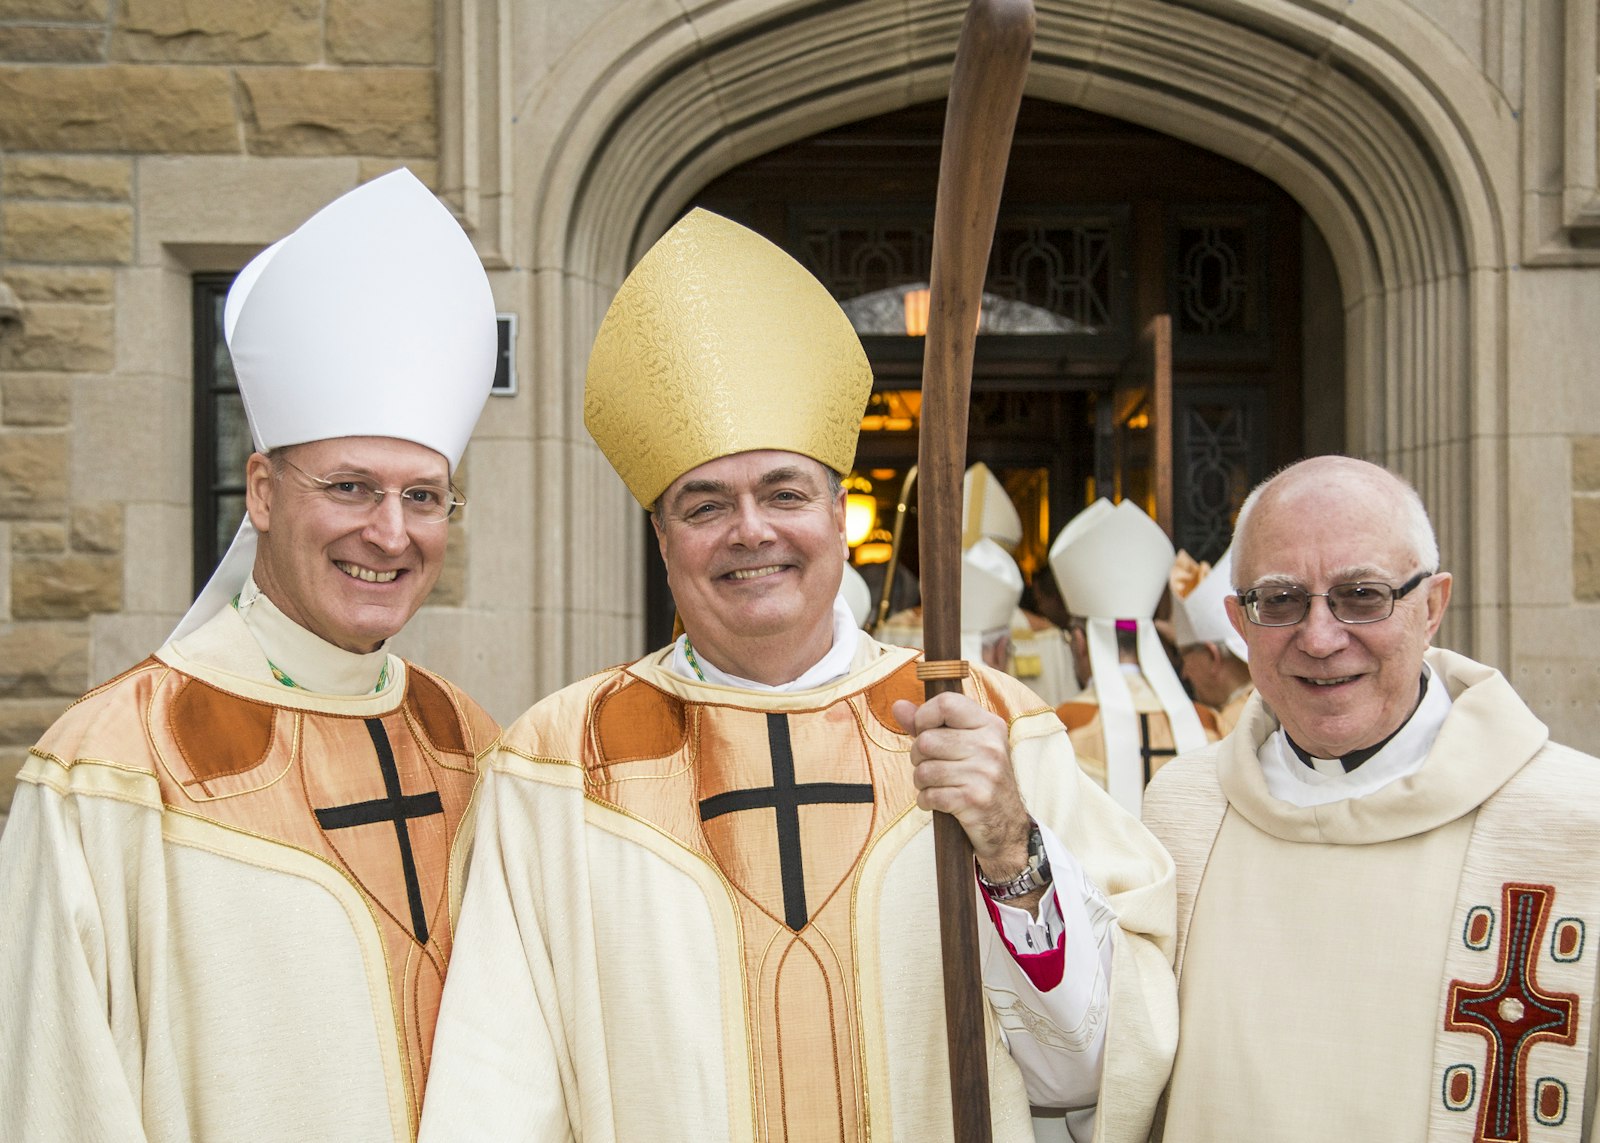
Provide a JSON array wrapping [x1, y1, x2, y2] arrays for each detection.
[[1285, 671, 1429, 773], [1258, 664, 1453, 808], [233, 577, 391, 695], [670, 591, 861, 693]]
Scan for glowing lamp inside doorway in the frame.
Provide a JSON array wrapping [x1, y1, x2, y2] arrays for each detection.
[[844, 474, 877, 547]]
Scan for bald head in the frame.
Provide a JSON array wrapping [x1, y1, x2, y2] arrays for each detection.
[[1232, 457, 1439, 589], [1223, 455, 1452, 758]]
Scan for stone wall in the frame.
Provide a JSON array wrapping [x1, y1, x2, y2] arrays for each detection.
[[1574, 438, 1600, 602], [0, 0, 441, 825]]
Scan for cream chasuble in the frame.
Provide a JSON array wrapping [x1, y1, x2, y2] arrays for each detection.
[[1056, 672, 1218, 797], [1211, 683, 1254, 738], [420, 639, 1179, 1143], [0, 603, 498, 1141], [1008, 611, 1077, 709], [1141, 648, 1600, 1143]]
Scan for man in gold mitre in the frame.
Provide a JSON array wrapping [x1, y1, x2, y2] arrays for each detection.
[[420, 210, 1177, 1143]]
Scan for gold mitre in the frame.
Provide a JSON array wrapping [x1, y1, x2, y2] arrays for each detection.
[[585, 209, 874, 509]]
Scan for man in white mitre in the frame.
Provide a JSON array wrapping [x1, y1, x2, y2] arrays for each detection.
[[1142, 456, 1600, 1141], [0, 170, 500, 1142], [1170, 546, 1255, 735], [1050, 499, 1215, 815], [962, 535, 1026, 670], [878, 462, 1077, 706], [420, 210, 1178, 1143]]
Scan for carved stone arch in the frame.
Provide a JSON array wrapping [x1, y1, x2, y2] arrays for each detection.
[[498, 0, 1508, 690]]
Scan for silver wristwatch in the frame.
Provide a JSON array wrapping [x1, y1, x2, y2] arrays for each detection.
[[976, 820, 1053, 902]]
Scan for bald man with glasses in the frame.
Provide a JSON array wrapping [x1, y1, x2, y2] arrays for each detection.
[[1140, 455, 1600, 1142]]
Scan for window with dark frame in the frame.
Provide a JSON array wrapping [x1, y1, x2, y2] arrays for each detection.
[[192, 272, 249, 597]]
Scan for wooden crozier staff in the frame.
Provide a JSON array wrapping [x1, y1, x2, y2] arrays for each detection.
[[917, 0, 1034, 1139]]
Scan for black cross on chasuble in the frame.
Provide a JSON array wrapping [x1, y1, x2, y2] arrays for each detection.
[[1138, 712, 1177, 785], [697, 712, 875, 932], [314, 719, 443, 944]]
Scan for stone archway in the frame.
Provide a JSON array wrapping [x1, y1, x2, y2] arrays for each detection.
[[505, 0, 1506, 693]]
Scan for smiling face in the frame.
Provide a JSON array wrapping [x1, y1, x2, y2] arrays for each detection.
[[247, 435, 452, 653], [1227, 459, 1451, 758], [653, 450, 847, 685]]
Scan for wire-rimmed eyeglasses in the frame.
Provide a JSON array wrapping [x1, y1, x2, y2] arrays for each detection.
[[278, 457, 465, 523], [1237, 569, 1433, 627]]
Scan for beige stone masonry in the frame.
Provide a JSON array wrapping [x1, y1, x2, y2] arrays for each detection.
[[0, 303, 112, 371], [0, 746, 26, 818], [0, 25, 105, 62], [1573, 436, 1600, 491], [1574, 501, 1600, 601], [430, 515, 467, 607], [0, 621, 89, 697], [112, 0, 321, 65], [0, 431, 66, 519], [240, 69, 437, 157], [0, 695, 72, 746], [2, 266, 112, 303], [12, 522, 64, 553], [2, 156, 131, 202], [2, 202, 132, 264], [0, 66, 238, 152], [0, 0, 107, 19], [357, 157, 437, 189], [1, 375, 70, 426], [1575, 437, 1600, 601], [69, 502, 120, 553], [12, 552, 121, 618], [328, 0, 434, 65]]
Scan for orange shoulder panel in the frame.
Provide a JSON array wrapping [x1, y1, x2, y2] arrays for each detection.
[[594, 678, 686, 764], [864, 658, 924, 733], [168, 677, 277, 783], [404, 664, 499, 758], [1195, 703, 1220, 734], [1055, 701, 1099, 731]]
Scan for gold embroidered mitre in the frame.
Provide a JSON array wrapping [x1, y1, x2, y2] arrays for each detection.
[[584, 209, 874, 509]]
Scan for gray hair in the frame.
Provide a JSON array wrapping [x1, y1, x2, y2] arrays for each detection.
[[1231, 456, 1440, 587]]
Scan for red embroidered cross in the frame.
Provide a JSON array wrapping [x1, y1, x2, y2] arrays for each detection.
[[1445, 882, 1579, 1143]]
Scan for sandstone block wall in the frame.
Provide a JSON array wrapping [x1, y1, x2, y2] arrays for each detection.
[[0, 0, 442, 826]]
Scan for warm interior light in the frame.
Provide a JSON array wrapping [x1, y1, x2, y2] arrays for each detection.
[[903, 288, 931, 337], [846, 493, 877, 547], [855, 530, 893, 564], [859, 390, 923, 434]]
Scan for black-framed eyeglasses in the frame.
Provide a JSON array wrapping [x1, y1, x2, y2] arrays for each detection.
[[278, 457, 465, 523], [1237, 570, 1433, 627]]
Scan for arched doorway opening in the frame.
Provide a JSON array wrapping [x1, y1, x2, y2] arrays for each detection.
[[643, 99, 1341, 646], [521, 0, 1501, 693]]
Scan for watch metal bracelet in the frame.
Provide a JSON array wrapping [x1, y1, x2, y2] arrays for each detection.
[[976, 819, 1053, 902]]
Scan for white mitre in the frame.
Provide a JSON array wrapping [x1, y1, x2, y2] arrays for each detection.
[[840, 562, 873, 629], [174, 169, 498, 641], [1171, 546, 1248, 662], [1048, 499, 1206, 813], [960, 539, 1024, 661], [962, 462, 1023, 552]]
